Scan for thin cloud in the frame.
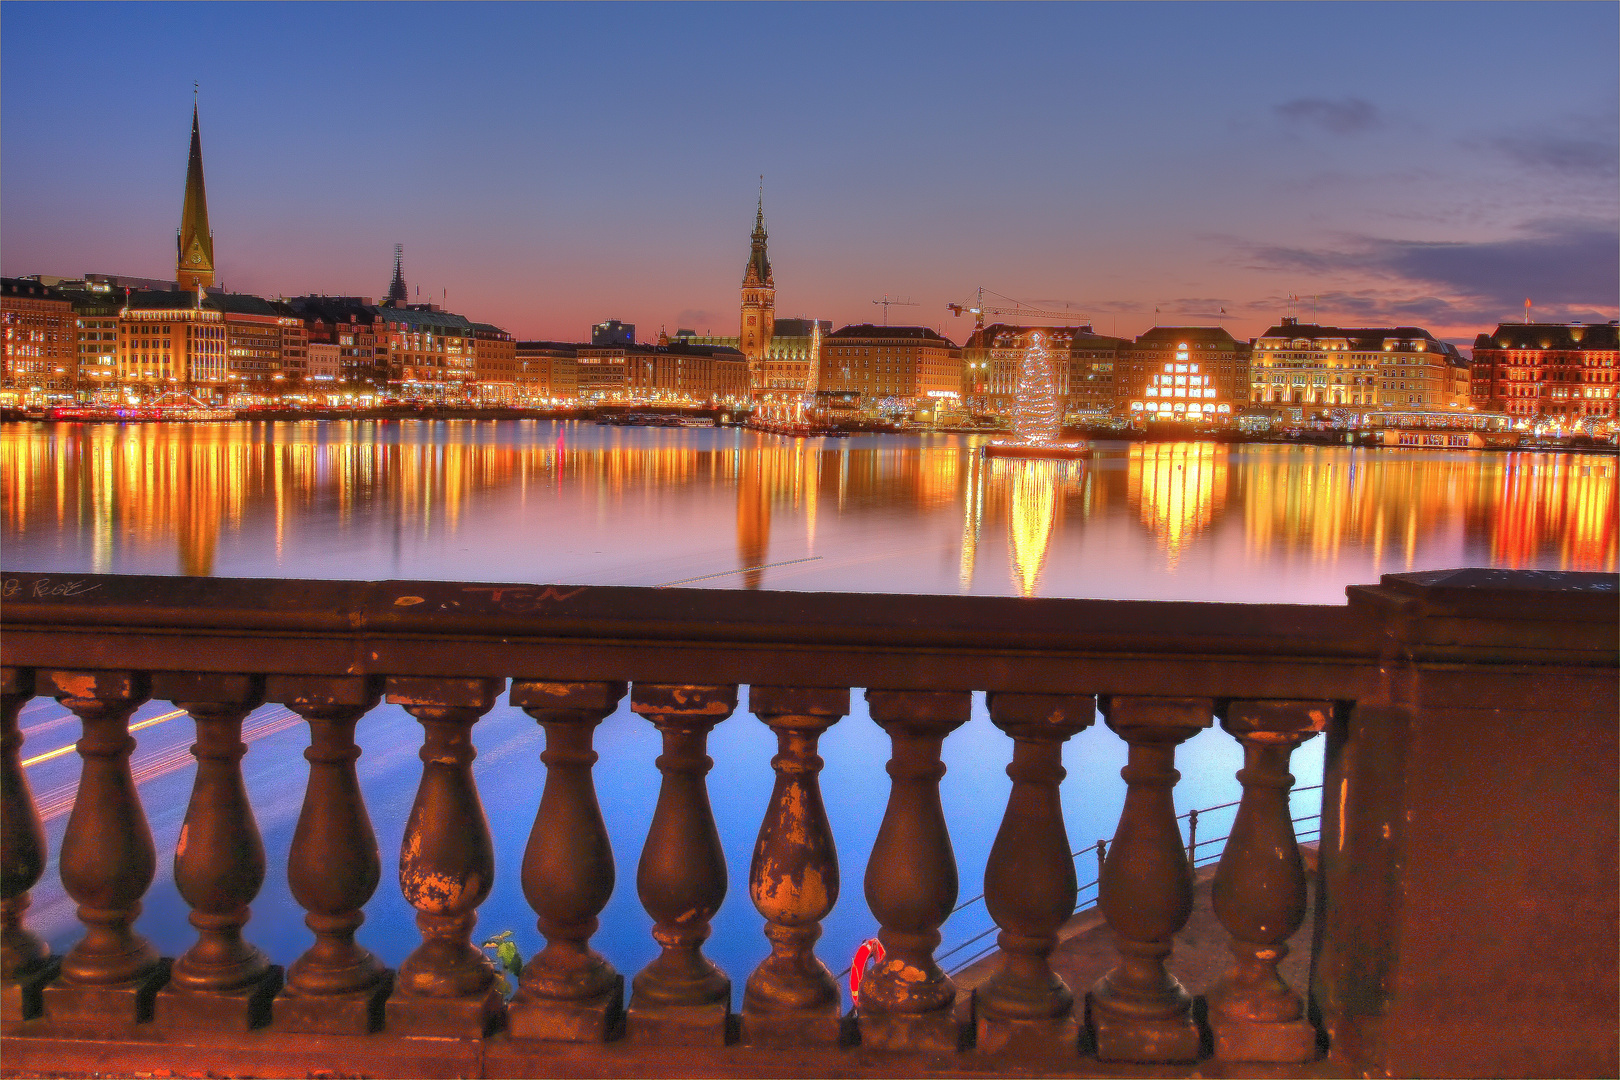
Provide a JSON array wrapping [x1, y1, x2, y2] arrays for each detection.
[[1238, 219, 1619, 312], [1485, 132, 1618, 178], [1275, 97, 1381, 136]]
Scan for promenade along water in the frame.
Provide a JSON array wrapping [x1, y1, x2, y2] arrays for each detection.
[[4, 419, 1615, 1004]]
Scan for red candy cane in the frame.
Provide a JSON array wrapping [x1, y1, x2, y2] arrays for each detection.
[[849, 937, 886, 1008]]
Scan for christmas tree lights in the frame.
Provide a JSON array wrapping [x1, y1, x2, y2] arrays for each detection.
[[1011, 332, 1061, 444]]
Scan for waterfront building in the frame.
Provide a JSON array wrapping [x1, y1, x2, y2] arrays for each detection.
[[960, 323, 1125, 418], [515, 341, 580, 402], [822, 324, 963, 417], [375, 305, 477, 402], [175, 104, 215, 292], [62, 287, 123, 400], [1470, 321, 1619, 428], [114, 290, 227, 395], [287, 296, 384, 391], [1250, 318, 1464, 414], [271, 300, 309, 384], [306, 342, 343, 388], [1068, 331, 1131, 417], [1, 278, 78, 405], [472, 322, 517, 404], [578, 341, 747, 404], [1121, 326, 1251, 423], [591, 320, 635, 346]]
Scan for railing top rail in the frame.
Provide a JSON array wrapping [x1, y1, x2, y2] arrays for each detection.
[[2, 570, 1371, 651], [3, 570, 1612, 693]]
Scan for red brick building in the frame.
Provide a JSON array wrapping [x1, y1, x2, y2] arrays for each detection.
[[1471, 322, 1619, 427]]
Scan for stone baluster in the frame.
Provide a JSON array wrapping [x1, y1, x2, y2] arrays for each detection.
[[857, 690, 971, 1053], [2, 668, 58, 1021], [977, 693, 1095, 1057], [506, 679, 627, 1043], [740, 686, 848, 1048], [385, 676, 506, 1038], [40, 669, 167, 1024], [1205, 700, 1328, 1062], [152, 673, 281, 1031], [626, 683, 737, 1046], [1086, 696, 1212, 1063], [268, 675, 391, 1033]]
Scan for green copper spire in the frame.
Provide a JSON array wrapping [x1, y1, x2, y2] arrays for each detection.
[[177, 101, 215, 289]]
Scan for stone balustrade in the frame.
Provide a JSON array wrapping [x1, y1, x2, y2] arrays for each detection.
[[1, 568, 1614, 1078]]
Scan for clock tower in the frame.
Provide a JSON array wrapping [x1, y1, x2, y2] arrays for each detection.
[[739, 187, 775, 393], [176, 102, 215, 291]]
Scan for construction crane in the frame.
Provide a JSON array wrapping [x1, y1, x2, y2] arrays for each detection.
[[871, 295, 918, 326], [948, 287, 1089, 332]]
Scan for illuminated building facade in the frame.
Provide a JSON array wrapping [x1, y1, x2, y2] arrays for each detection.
[[472, 323, 518, 404], [1122, 326, 1250, 423], [578, 341, 747, 403], [115, 291, 227, 394], [376, 306, 477, 402], [960, 323, 1123, 417], [175, 104, 215, 292], [1251, 318, 1465, 413], [515, 341, 579, 402], [61, 288, 123, 400], [1068, 332, 1130, 416], [1470, 322, 1619, 427], [1, 278, 79, 404], [823, 324, 963, 415], [288, 297, 384, 390]]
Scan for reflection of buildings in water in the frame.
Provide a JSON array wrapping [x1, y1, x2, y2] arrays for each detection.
[[959, 449, 984, 591], [1129, 442, 1228, 568], [6, 426, 1612, 587], [1492, 455, 1616, 570], [1236, 449, 1617, 574], [736, 444, 770, 589], [1002, 458, 1065, 598]]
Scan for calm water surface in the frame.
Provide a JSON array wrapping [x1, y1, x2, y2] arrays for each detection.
[[6, 420, 1614, 1002]]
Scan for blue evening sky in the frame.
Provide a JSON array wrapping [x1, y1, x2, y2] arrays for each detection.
[[3, 1, 1615, 343]]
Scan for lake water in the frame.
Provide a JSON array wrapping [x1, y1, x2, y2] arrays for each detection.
[[5, 420, 1614, 1003]]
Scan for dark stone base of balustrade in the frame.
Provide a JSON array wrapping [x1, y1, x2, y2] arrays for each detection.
[[975, 1013, 1079, 1059], [153, 965, 283, 1032], [1, 958, 61, 1025], [273, 971, 393, 1034], [1207, 1012, 1319, 1063], [1085, 993, 1200, 1063], [626, 999, 732, 1047], [386, 985, 506, 1039], [739, 999, 843, 1048], [856, 997, 970, 1054], [41, 958, 170, 1027], [507, 975, 623, 1043]]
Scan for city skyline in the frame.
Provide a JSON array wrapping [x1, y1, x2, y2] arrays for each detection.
[[2, 2, 1616, 345]]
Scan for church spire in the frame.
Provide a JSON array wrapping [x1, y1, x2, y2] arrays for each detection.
[[387, 243, 408, 306], [176, 98, 215, 291]]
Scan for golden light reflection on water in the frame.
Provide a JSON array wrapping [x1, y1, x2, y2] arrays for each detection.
[[2, 422, 1613, 598]]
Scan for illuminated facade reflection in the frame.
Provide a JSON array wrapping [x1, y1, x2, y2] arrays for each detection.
[[2, 424, 1613, 599], [1129, 442, 1229, 568]]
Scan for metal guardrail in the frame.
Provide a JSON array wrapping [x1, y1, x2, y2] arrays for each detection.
[[925, 785, 1326, 978]]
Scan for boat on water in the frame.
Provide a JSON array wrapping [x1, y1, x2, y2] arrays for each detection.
[[45, 392, 235, 422]]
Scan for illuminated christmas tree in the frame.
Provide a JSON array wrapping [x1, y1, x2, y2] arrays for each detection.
[[1012, 331, 1060, 443]]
